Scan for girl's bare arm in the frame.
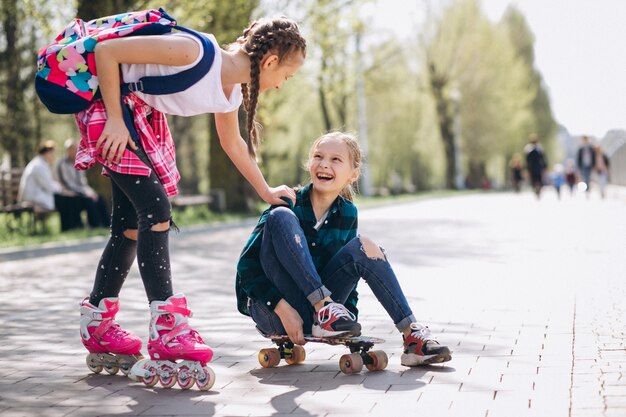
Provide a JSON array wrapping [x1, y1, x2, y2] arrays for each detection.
[[215, 110, 296, 205]]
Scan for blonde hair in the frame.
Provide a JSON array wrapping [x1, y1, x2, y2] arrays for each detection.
[[306, 131, 362, 202]]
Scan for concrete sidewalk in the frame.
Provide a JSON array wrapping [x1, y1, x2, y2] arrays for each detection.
[[0, 189, 624, 416]]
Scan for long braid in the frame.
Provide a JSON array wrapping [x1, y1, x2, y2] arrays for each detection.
[[237, 17, 306, 157]]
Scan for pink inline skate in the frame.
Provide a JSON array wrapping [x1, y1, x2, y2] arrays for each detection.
[[129, 294, 215, 390], [80, 297, 143, 376]]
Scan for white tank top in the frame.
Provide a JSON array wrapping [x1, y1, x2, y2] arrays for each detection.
[[120, 32, 243, 117]]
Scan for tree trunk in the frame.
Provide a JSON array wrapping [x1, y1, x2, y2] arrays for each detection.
[[171, 115, 200, 194], [318, 66, 333, 131], [208, 109, 255, 212], [428, 64, 457, 189], [76, 0, 136, 20], [1, 0, 32, 167]]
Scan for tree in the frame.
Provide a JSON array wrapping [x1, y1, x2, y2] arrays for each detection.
[[501, 6, 557, 159], [307, 0, 356, 131], [0, 0, 37, 166], [421, 0, 542, 188]]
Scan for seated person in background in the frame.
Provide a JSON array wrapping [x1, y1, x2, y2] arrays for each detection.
[[55, 139, 109, 229], [18, 141, 63, 214]]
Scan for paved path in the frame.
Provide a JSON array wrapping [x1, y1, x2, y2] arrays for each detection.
[[1, 188, 625, 417]]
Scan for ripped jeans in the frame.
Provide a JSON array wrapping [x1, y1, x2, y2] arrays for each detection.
[[89, 146, 173, 306], [249, 206, 415, 335]]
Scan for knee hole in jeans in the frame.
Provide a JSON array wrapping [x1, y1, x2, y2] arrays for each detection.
[[123, 229, 138, 240], [358, 235, 387, 261]]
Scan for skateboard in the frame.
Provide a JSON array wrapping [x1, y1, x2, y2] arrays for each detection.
[[258, 334, 387, 374]]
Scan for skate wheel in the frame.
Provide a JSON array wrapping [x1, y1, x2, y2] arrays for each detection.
[[104, 365, 119, 375], [159, 375, 177, 388], [339, 353, 363, 374], [142, 366, 159, 387], [119, 354, 142, 376], [366, 350, 388, 371], [86, 355, 103, 374], [158, 364, 176, 388], [258, 348, 281, 368], [177, 365, 195, 390], [285, 345, 306, 365], [196, 366, 216, 391]]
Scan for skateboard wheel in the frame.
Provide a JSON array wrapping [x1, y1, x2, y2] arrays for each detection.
[[285, 345, 306, 365], [339, 353, 363, 374], [258, 348, 281, 368], [366, 350, 388, 371]]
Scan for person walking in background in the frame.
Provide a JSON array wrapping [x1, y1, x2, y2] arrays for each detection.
[[593, 145, 610, 199], [551, 164, 565, 200], [56, 139, 109, 229], [577, 135, 596, 197], [524, 133, 547, 199], [509, 154, 524, 193], [18, 141, 63, 214], [564, 159, 577, 196]]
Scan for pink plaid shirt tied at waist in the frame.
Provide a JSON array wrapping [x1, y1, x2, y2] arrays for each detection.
[[74, 94, 180, 197]]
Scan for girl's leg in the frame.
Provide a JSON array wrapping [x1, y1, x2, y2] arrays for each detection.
[[104, 165, 174, 303], [82, 177, 142, 365], [320, 236, 415, 332], [322, 235, 451, 365], [258, 207, 326, 333], [261, 207, 331, 306], [257, 207, 359, 336], [89, 178, 138, 306]]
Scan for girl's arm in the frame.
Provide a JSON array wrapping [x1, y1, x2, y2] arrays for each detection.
[[94, 36, 200, 164], [215, 110, 296, 206]]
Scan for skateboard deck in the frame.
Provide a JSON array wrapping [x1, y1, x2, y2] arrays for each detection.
[[259, 334, 387, 374]]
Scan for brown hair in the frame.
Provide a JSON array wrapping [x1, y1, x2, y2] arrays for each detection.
[[237, 17, 306, 157], [307, 131, 362, 202]]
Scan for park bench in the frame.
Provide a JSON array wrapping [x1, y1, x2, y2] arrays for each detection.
[[0, 167, 51, 234], [170, 189, 225, 213]]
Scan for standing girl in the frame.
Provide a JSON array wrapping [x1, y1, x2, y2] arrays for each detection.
[[236, 132, 452, 366], [76, 15, 306, 389]]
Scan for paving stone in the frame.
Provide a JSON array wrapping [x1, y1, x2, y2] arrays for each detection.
[[1, 191, 625, 415]]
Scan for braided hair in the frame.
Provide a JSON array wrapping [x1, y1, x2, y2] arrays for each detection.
[[237, 17, 306, 157]]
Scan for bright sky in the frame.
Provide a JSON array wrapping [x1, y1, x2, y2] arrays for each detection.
[[367, 0, 626, 138]]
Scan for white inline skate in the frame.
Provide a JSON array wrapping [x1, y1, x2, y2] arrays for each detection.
[[129, 294, 215, 390]]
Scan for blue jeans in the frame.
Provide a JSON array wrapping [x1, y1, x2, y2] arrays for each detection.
[[249, 207, 415, 335]]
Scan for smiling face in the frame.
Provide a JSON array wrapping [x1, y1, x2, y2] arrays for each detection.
[[259, 51, 305, 92], [308, 135, 360, 198]]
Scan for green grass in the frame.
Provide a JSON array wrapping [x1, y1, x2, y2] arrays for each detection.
[[0, 206, 250, 250]]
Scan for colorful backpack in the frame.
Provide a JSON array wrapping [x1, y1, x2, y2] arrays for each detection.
[[35, 8, 214, 114]]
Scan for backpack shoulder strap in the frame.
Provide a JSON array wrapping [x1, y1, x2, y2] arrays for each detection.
[[121, 26, 215, 96]]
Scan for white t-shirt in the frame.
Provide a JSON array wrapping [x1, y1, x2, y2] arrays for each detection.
[[120, 32, 243, 117]]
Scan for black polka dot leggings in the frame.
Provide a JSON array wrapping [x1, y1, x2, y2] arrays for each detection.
[[89, 148, 174, 306]]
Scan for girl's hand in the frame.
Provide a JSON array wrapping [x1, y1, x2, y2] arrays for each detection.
[[274, 299, 305, 345], [262, 185, 296, 206], [96, 117, 137, 165]]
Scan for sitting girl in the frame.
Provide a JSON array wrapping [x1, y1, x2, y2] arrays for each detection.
[[235, 131, 451, 366]]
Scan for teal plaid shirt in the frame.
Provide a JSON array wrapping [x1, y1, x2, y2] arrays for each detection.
[[236, 183, 359, 318]]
